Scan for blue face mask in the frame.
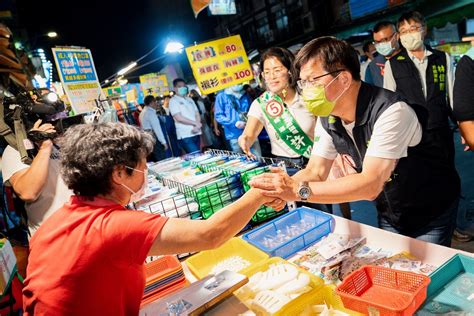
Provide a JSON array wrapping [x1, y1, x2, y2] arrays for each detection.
[[375, 42, 395, 57], [232, 84, 243, 92], [177, 86, 188, 96]]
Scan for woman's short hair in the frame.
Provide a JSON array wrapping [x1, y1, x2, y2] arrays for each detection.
[[59, 122, 154, 197], [259, 47, 297, 89]]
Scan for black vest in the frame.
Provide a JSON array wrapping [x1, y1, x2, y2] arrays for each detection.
[[389, 47, 450, 130], [321, 83, 460, 233]]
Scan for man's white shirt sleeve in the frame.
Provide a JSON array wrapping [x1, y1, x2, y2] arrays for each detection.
[[311, 118, 338, 160], [366, 102, 422, 159], [168, 97, 181, 116], [2, 146, 29, 184]]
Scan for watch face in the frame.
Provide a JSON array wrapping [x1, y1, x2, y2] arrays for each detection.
[[299, 186, 311, 199]]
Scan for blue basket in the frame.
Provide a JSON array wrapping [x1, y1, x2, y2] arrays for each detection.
[[416, 254, 474, 315], [242, 207, 334, 259]]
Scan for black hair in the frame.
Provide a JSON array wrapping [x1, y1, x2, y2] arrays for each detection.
[[295, 36, 361, 81], [397, 11, 426, 29], [144, 95, 155, 106], [362, 41, 373, 53], [172, 78, 185, 87], [373, 21, 396, 33], [260, 47, 297, 89]]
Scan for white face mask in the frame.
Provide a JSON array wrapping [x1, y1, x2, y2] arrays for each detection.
[[121, 166, 148, 204], [400, 31, 424, 51]]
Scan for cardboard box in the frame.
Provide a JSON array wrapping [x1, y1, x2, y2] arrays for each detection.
[[0, 239, 16, 294]]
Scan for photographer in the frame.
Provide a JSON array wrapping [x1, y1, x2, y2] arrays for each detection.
[[2, 119, 72, 236]]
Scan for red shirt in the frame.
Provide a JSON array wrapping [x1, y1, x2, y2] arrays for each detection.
[[23, 196, 168, 316]]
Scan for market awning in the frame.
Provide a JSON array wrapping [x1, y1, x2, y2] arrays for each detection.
[[426, 1, 474, 29]]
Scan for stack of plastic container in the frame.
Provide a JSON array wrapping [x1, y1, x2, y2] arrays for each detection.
[[141, 256, 186, 307]]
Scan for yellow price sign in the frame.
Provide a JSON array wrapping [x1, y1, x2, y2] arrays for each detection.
[[185, 35, 254, 94]]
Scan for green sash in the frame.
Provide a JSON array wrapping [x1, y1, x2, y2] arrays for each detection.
[[257, 91, 313, 158]]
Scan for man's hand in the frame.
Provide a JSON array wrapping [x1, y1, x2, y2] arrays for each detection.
[[214, 127, 221, 136], [30, 119, 55, 149], [235, 121, 246, 129], [264, 198, 287, 211], [191, 126, 201, 134], [238, 135, 256, 159], [249, 167, 298, 201], [461, 136, 472, 152]]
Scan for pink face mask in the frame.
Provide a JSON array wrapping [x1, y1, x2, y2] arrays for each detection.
[[121, 166, 148, 204]]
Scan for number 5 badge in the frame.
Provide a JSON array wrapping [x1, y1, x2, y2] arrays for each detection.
[[266, 100, 284, 117]]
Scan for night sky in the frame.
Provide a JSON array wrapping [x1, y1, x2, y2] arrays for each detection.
[[15, 0, 217, 81]]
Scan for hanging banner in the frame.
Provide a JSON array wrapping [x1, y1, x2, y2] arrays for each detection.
[[191, 0, 210, 18], [102, 86, 122, 98], [139, 73, 169, 97], [185, 35, 254, 94], [122, 83, 145, 104], [52, 47, 102, 114]]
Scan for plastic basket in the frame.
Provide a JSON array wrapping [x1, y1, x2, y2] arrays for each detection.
[[185, 237, 269, 279], [242, 207, 334, 258], [279, 285, 363, 315], [416, 254, 474, 315], [234, 257, 324, 316], [144, 255, 182, 283], [336, 265, 430, 316]]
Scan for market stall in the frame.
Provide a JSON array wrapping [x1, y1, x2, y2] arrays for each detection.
[[136, 151, 474, 315]]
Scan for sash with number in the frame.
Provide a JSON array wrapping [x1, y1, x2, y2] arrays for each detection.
[[257, 91, 313, 158]]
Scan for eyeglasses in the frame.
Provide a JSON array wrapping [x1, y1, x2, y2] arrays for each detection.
[[399, 25, 424, 36], [297, 69, 345, 89], [262, 68, 288, 80], [373, 32, 397, 45], [125, 166, 147, 173]]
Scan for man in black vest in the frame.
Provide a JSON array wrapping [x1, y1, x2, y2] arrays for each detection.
[[249, 37, 460, 246], [383, 11, 455, 164]]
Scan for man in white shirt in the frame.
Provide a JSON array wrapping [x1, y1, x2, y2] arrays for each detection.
[[168, 78, 202, 153], [139, 95, 168, 161], [249, 37, 460, 246], [2, 120, 73, 236]]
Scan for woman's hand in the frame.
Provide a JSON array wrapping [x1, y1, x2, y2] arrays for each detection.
[[238, 135, 256, 159], [30, 119, 55, 150], [249, 167, 299, 201]]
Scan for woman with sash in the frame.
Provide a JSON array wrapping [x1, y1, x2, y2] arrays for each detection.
[[238, 47, 351, 218]]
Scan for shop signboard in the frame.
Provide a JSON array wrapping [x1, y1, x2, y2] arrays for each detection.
[[102, 85, 122, 98], [121, 83, 145, 103], [185, 35, 253, 94], [209, 0, 236, 15], [52, 47, 102, 114], [139, 73, 169, 97]]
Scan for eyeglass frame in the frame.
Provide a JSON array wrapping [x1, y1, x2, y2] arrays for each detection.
[[297, 69, 345, 89], [372, 31, 398, 45], [399, 25, 424, 36], [261, 67, 289, 80]]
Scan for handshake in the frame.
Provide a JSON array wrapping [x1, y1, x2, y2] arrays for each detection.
[[249, 167, 300, 211]]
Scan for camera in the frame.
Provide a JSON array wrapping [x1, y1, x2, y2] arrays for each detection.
[[1, 88, 83, 163]]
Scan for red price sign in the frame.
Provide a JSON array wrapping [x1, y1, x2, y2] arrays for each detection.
[[225, 44, 237, 53], [266, 100, 284, 117], [234, 69, 251, 80]]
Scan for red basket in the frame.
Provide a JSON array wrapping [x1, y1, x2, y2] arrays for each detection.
[[336, 265, 430, 316]]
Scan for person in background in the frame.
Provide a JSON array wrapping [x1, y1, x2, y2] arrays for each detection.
[[189, 89, 214, 149], [365, 21, 401, 87], [2, 120, 73, 236], [452, 44, 474, 242], [384, 11, 455, 164], [250, 37, 460, 246], [169, 78, 202, 153], [214, 84, 261, 155], [139, 95, 168, 162], [360, 41, 377, 82], [162, 96, 171, 115], [155, 96, 180, 157], [243, 83, 262, 102], [22, 122, 281, 315], [454, 45, 474, 151]]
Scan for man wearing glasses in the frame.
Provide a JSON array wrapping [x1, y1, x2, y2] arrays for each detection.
[[249, 37, 460, 246], [365, 21, 401, 87], [384, 11, 455, 164]]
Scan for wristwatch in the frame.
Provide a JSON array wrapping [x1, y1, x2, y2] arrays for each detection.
[[297, 181, 311, 201]]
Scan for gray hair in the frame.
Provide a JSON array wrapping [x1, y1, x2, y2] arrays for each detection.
[[59, 122, 154, 197]]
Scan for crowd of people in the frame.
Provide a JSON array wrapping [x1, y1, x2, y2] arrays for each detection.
[[0, 9, 473, 315]]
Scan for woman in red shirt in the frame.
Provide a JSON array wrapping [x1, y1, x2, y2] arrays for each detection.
[[23, 122, 278, 315]]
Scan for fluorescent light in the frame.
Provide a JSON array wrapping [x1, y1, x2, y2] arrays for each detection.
[[117, 62, 137, 76], [164, 41, 184, 54], [47, 32, 58, 38]]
